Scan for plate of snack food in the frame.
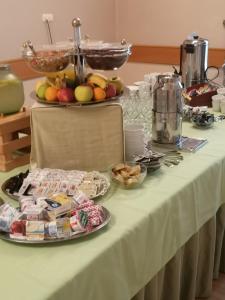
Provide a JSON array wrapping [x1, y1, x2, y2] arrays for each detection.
[[110, 162, 147, 189], [33, 72, 124, 106], [2, 168, 110, 202], [0, 192, 110, 244]]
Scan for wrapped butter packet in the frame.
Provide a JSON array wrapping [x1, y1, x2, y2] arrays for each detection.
[[56, 217, 71, 238], [26, 221, 45, 240], [45, 221, 58, 238], [45, 218, 71, 239], [0, 203, 20, 232]]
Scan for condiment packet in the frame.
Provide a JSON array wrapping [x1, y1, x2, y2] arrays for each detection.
[[26, 221, 45, 240], [0, 204, 20, 232], [56, 218, 71, 238]]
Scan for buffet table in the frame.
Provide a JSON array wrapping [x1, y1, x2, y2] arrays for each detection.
[[0, 120, 225, 300]]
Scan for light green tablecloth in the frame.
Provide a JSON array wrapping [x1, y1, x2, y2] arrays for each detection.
[[0, 121, 225, 300]]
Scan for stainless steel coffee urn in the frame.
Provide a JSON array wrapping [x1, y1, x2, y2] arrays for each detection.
[[152, 74, 183, 144], [180, 34, 208, 88]]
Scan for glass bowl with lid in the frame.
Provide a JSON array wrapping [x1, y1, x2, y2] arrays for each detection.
[[22, 41, 74, 73], [80, 40, 132, 70]]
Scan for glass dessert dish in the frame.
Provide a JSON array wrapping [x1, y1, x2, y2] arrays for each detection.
[[191, 111, 214, 128], [22, 41, 74, 73], [80, 40, 132, 70], [110, 161, 147, 189]]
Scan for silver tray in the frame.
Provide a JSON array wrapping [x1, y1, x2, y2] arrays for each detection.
[[1, 178, 19, 201], [31, 91, 120, 107], [0, 207, 110, 244], [1, 172, 110, 202]]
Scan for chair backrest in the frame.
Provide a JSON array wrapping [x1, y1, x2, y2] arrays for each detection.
[[30, 103, 124, 171]]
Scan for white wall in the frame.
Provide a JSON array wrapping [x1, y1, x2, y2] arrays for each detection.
[[115, 0, 225, 48], [0, 0, 116, 60]]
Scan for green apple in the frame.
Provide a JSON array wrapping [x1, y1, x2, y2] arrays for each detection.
[[37, 83, 49, 99], [74, 85, 93, 102]]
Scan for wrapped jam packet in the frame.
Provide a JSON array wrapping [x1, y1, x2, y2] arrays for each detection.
[[70, 215, 86, 234], [72, 190, 90, 206], [10, 220, 26, 239], [19, 197, 36, 212], [22, 207, 49, 221]]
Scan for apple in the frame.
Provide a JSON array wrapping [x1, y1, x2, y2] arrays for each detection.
[[57, 88, 74, 102], [74, 85, 93, 102], [105, 83, 117, 98], [36, 83, 49, 99], [35, 80, 46, 94], [109, 77, 124, 95]]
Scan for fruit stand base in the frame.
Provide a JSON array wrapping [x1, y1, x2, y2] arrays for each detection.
[[0, 108, 31, 171]]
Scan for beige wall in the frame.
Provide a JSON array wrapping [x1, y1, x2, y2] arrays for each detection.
[[0, 0, 115, 60], [115, 0, 225, 48], [7, 0, 225, 103]]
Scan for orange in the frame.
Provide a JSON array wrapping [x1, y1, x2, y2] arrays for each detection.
[[45, 87, 58, 102], [93, 87, 106, 101]]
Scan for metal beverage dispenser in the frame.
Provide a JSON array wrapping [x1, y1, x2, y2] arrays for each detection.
[[180, 34, 208, 88], [152, 74, 183, 144]]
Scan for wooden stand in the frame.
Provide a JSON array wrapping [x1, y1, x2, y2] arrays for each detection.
[[0, 108, 31, 171]]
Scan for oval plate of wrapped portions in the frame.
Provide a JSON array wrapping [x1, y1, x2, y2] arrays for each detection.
[[110, 162, 147, 189], [0, 193, 111, 244], [1, 168, 110, 202]]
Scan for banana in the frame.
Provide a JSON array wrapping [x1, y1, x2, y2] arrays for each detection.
[[46, 76, 66, 89], [87, 73, 108, 89]]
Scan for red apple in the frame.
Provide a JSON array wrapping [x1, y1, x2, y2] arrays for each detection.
[[57, 88, 74, 102], [105, 83, 117, 98]]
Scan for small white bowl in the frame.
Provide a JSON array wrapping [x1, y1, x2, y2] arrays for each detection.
[[217, 87, 225, 95], [211, 94, 225, 112], [220, 100, 225, 114]]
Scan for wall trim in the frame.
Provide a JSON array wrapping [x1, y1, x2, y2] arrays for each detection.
[[1, 58, 41, 81], [1, 45, 224, 81], [128, 45, 225, 68]]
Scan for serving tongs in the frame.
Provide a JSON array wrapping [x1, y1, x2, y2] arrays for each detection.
[[22, 40, 37, 56], [163, 150, 183, 167]]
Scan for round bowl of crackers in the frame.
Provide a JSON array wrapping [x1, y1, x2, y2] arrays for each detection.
[[110, 162, 147, 189]]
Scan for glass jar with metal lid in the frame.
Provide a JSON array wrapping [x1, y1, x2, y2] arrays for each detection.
[[0, 64, 24, 114]]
